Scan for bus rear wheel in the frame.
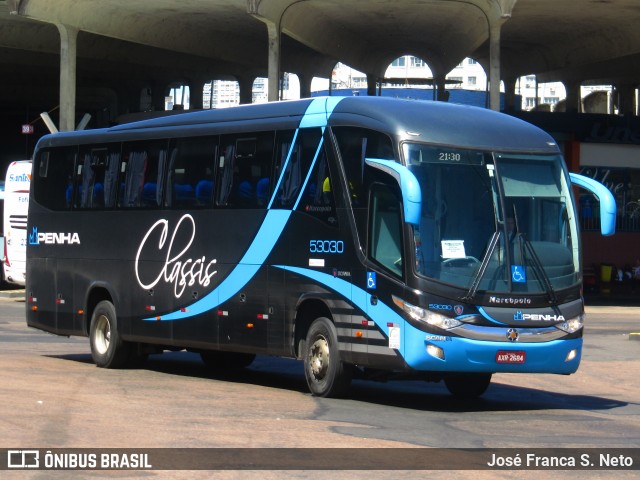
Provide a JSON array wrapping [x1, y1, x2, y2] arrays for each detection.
[[89, 300, 132, 369], [303, 317, 352, 398], [444, 373, 492, 398]]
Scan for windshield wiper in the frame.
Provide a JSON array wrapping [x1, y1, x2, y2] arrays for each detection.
[[461, 162, 501, 302], [511, 205, 558, 304], [517, 232, 558, 304], [461, 230, 501, 302]]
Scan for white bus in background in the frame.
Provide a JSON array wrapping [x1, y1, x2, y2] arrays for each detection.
[[0, 179, 4, 285], [3, 160, 31, 286]]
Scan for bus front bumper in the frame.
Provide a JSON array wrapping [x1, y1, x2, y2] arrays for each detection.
[[402, 332, 582, 375]]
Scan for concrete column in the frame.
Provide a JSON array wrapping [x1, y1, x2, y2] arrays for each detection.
[[237, 76, 255, 105], [56, 24, 78, 132], [247, 2, 281, 101], [564, 81, 581, 113], [189, 80, 205, 110], [615, 83, 635, 116], [298, 73, 311, 99], [486, 1, 517, 111], [434, 75, 447, 101], [266, 21, 281, 102], [503, 77, 517, 112], [152, 82, 169, 111], [366, 74, 377, 96], [488, 22, 502, 111]]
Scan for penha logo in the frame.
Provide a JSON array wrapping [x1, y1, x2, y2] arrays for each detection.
[[29, 227, 80, 245], [514, 310, 565, 322]]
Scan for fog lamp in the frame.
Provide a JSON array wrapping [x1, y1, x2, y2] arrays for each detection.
[[427, 344, 445, 360]]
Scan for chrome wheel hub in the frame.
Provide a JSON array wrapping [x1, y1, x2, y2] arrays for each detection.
[[308, 335, 330, 381], [94, 315, 111, 355]]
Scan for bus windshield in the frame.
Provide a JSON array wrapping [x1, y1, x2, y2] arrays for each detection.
[[405, 144, 579, 295]]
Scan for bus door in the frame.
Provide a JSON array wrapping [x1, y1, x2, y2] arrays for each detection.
[[331, 127, 407, 366], [363, 181, 407, 367], [348, 151, 422, 369]]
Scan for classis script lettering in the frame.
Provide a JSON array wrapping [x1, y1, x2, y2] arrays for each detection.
[[135, 214, 217, 298]]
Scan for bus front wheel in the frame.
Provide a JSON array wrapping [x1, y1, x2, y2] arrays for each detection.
[[303, 317, 352, 398], [89, 300, 132, 369], [444, 373, 492, 398]]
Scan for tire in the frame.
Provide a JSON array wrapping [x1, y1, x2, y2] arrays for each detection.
[[444, 373, 492, 398], [303, 317, 352, 398], [200, 351, 255, 369], [127, 351, 149, 369], [89, 300, 132, 368]]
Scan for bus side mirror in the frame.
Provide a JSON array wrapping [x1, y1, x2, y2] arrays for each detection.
[[365, 158, 422, 225], [569, 172, 616, 236]]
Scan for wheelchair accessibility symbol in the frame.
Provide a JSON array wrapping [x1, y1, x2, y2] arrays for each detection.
[[367, 272, 377, 289], [511, 265, 526, 283]]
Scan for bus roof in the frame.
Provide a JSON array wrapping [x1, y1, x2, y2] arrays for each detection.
[[35, 97, 559, 154]]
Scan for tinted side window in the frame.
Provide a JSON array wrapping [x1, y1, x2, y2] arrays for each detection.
[[33, 147, 77, 210], [76, 145, 121, 209], [273, 128, 323, 209], [120, 140, 169, 208], [217, 132, 274, 208], [332, 127, 395, 207], [167, 136, 218, 208], [294, 141, 338, 227]]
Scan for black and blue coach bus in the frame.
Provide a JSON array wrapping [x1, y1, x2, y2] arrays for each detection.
[[26, 97, 616, 398]]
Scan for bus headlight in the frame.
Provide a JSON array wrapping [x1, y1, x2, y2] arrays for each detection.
[[555, 314, 585, 334], [392, 295, 462, 330]]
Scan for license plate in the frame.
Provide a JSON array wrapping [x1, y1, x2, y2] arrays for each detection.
[[496, 351, 526, 364]]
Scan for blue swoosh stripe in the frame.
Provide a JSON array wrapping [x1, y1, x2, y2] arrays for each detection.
[[150, 209, 291, 321], [293, 135, 324, 211], [267, 129, 299, 209], [145, 97, 344, 321], [274, 265, 407, 357], [477, 306, 507, 325], [299, 97, 344, 128]]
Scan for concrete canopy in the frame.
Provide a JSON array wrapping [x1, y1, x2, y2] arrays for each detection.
[[1, 0, 640, 128], [7, 0, 640, 77]]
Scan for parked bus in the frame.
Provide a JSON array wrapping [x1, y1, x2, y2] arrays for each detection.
[[3, 160, 31, 286], [0, 179, 4, 284], [26, 97, 615, 398]]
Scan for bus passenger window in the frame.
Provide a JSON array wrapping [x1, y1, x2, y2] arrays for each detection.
[[168, 136, 217, 208], [77, 145, 121, 209], [294, 145, 338, 227], [217, 132, 274, 209], [332, 127, 395, 207], [120, 140, 169, 208], [216, 145, 235, 205], [33, 147, 77, 211], [274, 129, 325, 209]]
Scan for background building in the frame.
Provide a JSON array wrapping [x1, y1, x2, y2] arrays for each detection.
[[183, 56, 621, 115]]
